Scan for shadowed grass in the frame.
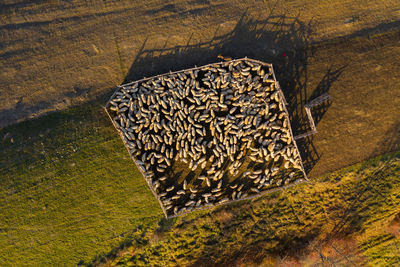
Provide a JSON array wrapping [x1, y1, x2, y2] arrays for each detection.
[[0, 104, 163, 266], [102, 151, 400, 266]]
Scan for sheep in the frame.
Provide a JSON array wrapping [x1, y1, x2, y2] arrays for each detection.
[[107, 58, 305, 216]]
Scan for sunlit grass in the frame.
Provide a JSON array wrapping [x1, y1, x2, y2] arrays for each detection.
[[1, 102, 399, 266], [0, 104, 163, 265], [105, 151, 400, 266]]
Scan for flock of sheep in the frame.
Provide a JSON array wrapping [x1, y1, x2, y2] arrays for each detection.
[[107, 58, 306, 217]]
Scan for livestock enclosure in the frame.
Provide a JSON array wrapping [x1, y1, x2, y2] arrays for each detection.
[[105, 58, 308, 217]]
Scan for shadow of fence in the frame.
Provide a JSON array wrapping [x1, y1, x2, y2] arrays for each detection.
[[115, 13, 345, 177], [371, 121, 400, 158], [308, 66, 346, 125]]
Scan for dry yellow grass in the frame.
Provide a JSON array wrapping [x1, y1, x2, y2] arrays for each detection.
[[1, 0, 400, 127]]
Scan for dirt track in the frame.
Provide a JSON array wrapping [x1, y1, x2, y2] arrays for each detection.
[[1, 0, 400, 177]]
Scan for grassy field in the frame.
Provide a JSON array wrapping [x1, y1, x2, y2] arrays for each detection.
[[0, 102, 399, 266], [94, 151, 400, 266], [0, 104, 163, 265], [1, 0, 400, 265], [1, 0, 400, 127]]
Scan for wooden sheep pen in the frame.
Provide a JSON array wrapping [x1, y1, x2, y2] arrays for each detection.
[[105, 57, 323, 218]]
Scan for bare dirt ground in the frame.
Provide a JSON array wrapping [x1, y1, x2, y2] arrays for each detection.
[[1, 0, 400, 178]]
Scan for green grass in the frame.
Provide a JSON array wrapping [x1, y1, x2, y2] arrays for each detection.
[[359, 233, 400, 266], [103, 151, 400, 266], [1, 103, 399, 266], [0, 104, 163, 266]]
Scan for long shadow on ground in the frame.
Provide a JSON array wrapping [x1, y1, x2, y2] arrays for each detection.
[[112, 12, 345, 180]]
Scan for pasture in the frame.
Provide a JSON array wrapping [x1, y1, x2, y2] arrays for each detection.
[[0, 0, 399, 265]]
